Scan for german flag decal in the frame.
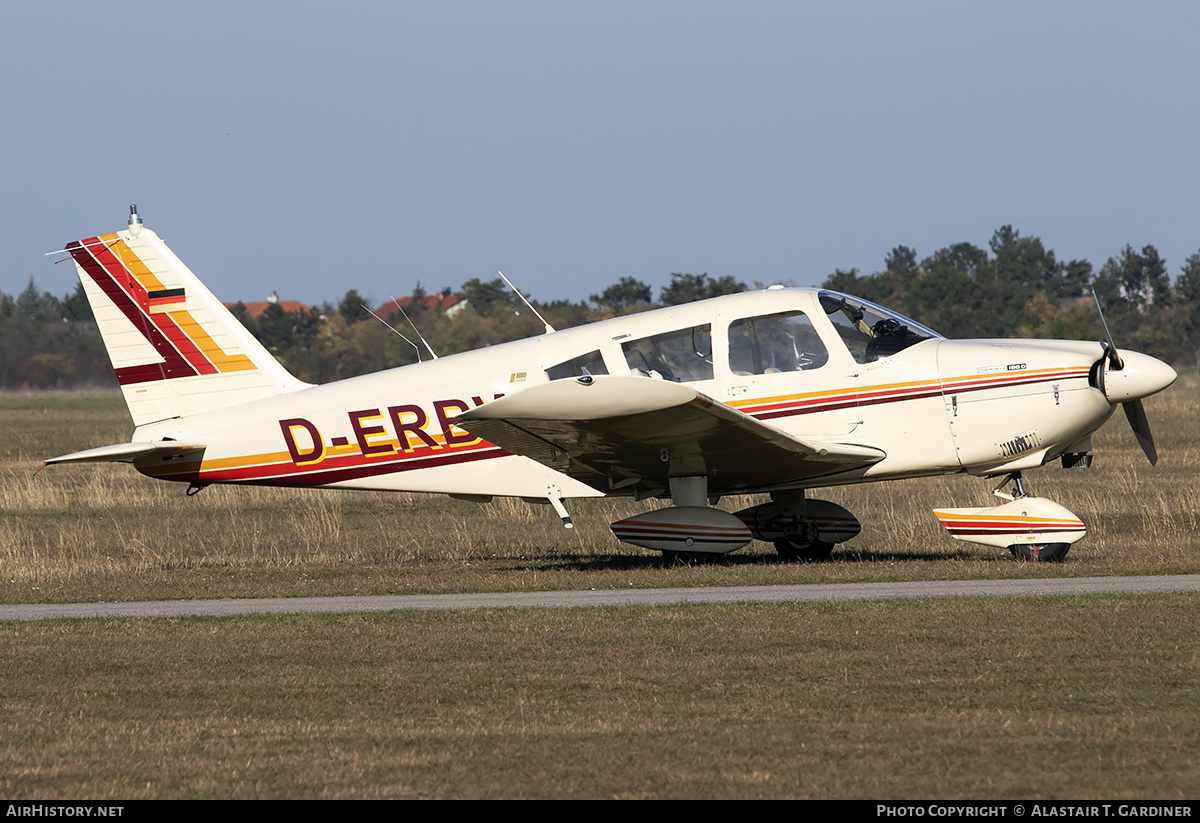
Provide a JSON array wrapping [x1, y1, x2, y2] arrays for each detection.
[[147, 287, 186, 314]]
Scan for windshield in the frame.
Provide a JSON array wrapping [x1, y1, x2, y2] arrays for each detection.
[[818, 291, 942, 364]]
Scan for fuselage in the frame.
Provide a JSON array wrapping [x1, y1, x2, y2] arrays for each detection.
[[130, 287, 1148, 500]]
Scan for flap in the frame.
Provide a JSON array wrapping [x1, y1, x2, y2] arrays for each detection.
[[456, 376, 884, 496]]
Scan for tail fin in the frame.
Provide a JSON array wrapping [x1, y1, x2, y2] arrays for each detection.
[[67, 219, 310, 426]]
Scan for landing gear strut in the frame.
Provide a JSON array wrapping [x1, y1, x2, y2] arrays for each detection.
[[995, 473, 1071, 562]]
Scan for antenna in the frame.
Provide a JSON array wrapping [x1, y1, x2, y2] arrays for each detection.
[[498, 270, 555, 334], [362, 304, 423, 362], [390, 295, 439, 360]]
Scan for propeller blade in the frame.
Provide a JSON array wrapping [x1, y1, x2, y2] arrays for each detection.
[[1092, 287, 1124, 370], [1123, 399, 1158, 466]]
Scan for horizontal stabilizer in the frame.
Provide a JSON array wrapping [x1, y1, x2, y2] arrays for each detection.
[[43, 441, 206, 466]]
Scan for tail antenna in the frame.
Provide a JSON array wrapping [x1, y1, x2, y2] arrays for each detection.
[[498, 270, 555, 334]]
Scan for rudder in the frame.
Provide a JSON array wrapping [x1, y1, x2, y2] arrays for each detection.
[[67, 211, 309, 426]]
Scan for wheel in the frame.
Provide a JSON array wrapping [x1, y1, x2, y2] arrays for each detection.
[[774, 538, 834, 562], [1008, 543, 1070, 562]]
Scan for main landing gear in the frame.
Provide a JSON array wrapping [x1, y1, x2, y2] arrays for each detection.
[[932, 472, 1086, 563], [609, 480, 863, 562], [734, 490, 861, 563]]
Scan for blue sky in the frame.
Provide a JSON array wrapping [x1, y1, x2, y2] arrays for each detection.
[[4, 2, 1199, 308]]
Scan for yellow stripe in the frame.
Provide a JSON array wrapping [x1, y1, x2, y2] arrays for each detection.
[[108, 237, 167, 292], [168, 311, 256, 372], [108, 236, 256, 374], [933, 512, 1081, 525]]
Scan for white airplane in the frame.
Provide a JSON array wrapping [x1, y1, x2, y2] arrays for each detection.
[[44, 207, 1178, 562]]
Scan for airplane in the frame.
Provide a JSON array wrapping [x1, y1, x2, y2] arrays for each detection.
[[43, 206, 1178, 563]]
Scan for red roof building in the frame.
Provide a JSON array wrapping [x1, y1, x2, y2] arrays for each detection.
[[378, 290, 460, 315]]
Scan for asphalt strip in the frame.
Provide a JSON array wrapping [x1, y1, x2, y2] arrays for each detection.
[[3, 574, 1200, 621]]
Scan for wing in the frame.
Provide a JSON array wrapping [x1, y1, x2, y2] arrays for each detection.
[[455, 375, 884, 497]]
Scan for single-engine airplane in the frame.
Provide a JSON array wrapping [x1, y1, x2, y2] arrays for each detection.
[[44, 207, 1178, 562]]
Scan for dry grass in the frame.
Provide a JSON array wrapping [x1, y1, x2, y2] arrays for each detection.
[[2, 385, 1198, 799], [2, 596, 1198, 799], [1, 380, 1197, 603]]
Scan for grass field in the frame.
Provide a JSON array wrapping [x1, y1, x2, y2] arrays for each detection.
[[1, 381, 1198, 798]]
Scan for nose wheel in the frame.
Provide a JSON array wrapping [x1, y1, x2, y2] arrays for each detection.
[[934, 472, 1086, 562]]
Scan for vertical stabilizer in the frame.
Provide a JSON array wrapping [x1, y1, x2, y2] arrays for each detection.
[[67, 219, 310, 426]]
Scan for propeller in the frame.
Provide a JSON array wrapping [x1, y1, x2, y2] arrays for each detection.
[[1123, 398, 1158, 466], [1092, 288, 1174, 466]]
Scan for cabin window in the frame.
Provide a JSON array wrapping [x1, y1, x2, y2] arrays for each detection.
[[622, 325, 713, 382], [819, 291, 942, 364], [728, 311, 828, 375], [546, 350, 609, 381]]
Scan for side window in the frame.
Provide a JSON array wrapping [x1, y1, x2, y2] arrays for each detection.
[[819, 291, 941, 364], [546, 350, 609, 381], [728, 311, 828, 375], [622, 325, 713, 382]]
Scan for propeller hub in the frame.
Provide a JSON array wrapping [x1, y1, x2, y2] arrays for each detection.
[[1103, 350, 1177, 404]]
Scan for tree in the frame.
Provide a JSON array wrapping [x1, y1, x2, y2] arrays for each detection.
[[1060, 259, 1092, 300], [337, 289, 372, 324], [884, 246, 920, 284], [16, 277, 61, 321], [1094, 245, 1171, 315], [62, 281, 94, 322], [591, 276, 653, 310], [905, 263, 983, 338], [458, 278, 516, 317], [659, 272, 745, 306], [821, 268, 864, 295], [1175, 251, 1200, 366]]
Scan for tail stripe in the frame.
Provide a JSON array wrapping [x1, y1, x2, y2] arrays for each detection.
[[69, 237, 201, 384], [69, 235, 255, 385]]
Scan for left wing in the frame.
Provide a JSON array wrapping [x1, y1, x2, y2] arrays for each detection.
[[455, 376, 884, 496]]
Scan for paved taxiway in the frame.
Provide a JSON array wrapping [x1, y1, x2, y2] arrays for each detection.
[[3, 574, 1199, 621]]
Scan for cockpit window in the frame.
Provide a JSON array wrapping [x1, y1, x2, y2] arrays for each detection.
[[546, 350, 609, 381], [729, 311, 828, 375], [819, 291, 942, 364], [623, 324, 713, 382]]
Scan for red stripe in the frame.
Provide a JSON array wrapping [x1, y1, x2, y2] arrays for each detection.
[[88, 240, 219, 376], [71, 237, 219, 383], [175, 443, 511, 486], [611, 529, 748, 545], [745, 368, 1090, 425], [940, 527, 1085, 533], [69, 240, 197, 384], [611, 522, 751, 541]]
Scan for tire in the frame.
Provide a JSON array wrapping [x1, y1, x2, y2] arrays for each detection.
[[1008, 543, 1070, 562], [774, 538, 834, 562]]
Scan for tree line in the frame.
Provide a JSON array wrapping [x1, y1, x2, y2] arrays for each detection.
[[4, 226, 1198, 389]]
